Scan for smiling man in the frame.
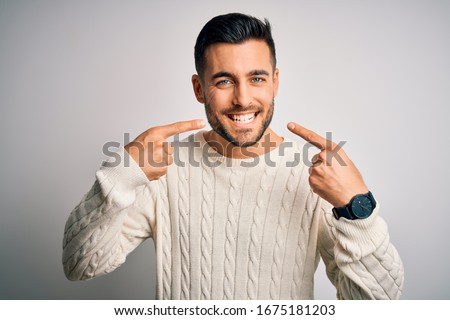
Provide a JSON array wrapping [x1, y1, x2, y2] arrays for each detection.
[[62, 13, 404, 300]]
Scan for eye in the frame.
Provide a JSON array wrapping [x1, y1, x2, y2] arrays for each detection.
[[251, 77, 265, 83], [216, 79, 233, 87]]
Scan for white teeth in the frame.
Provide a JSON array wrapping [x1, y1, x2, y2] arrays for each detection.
[[230, 113, 256, 124]]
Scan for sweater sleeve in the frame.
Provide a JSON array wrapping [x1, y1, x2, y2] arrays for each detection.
[[317, 199, 405, 299], [62, 146, 158, 281]]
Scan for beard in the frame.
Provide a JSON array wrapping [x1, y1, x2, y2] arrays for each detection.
[[204, 99, 274, 147]]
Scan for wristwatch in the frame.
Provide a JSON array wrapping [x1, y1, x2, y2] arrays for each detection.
[[332, 191, 376, 220]]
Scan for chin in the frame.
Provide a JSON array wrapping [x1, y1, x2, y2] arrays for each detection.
[[229, 138, 259, 147], [220, 127, 266, 147]]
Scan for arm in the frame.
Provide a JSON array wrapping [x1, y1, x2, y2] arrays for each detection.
[[62, 147, 157, 280], [318, 200, 404, 299], [62, 119, 205, 281], [287, 122, 404, 299]]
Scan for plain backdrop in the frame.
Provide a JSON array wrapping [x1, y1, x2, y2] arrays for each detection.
[[1, 0, 449, 299]]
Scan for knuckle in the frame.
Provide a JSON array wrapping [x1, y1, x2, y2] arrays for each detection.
[[161, 141, 170, 150], [173, 122, 183, 133], [153, 139, 165, 148], [318, 142, 325, 150], [308, 175, 317, 188], [146, 127, 158, 136]]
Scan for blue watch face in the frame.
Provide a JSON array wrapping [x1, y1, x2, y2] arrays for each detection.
[[351, 195, 373, 219]]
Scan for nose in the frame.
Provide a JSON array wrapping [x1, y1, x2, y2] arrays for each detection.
[[232, 83, 252, 108]]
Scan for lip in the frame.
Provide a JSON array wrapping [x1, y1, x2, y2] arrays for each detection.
[[227, 112, 259, 127]]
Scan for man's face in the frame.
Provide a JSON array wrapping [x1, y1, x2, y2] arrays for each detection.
[[193, 40, 279, 147]]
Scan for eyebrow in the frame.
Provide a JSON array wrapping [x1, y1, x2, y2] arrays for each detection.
[[211, 71, 235, 80], [248, 69, 270, 76], [210, 69, 270, 80]]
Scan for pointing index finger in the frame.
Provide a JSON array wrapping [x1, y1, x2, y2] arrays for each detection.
[[287, 122, 332, 150], [157, 119, 206, 138]]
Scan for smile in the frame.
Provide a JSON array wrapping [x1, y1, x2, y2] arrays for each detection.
[[227, 112, 258, 125]]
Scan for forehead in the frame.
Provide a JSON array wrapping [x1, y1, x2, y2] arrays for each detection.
[[204, 40, 272, 75]]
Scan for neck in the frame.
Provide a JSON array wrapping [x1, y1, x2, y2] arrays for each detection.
[[203, 128, 283, 159]]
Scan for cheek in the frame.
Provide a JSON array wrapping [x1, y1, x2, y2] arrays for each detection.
[[254, 87, 274, 105], [206, 89, 232, 108]]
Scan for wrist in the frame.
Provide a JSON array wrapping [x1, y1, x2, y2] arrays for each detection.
[[333, 187, 369, 207]]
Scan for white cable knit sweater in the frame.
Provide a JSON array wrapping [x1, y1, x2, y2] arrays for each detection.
[[62, 131, 404, 299]]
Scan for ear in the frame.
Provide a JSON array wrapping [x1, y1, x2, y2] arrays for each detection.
[[191, 74, 205, 103], [273, 68, 280, 98]]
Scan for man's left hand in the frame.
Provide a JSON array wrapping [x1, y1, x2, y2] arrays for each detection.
[[288, 122, 368, 208]]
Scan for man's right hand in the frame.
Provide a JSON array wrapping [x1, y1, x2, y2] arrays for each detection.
[[124, 119, 205, 181]]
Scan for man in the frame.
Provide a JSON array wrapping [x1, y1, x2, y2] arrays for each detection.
[[62, 13, 404, 299]]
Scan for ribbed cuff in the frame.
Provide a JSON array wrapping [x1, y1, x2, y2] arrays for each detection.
[[328, 203, 389, 260], [97, 146, 150, 192]]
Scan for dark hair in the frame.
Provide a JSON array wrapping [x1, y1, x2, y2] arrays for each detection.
[[194, 13, 276, 78]]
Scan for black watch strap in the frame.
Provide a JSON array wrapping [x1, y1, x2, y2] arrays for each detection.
[[332, 191, 376, 220], [332, 205, 353, 220]]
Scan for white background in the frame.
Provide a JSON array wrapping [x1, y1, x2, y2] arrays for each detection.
[[0, 0, 449, 299]]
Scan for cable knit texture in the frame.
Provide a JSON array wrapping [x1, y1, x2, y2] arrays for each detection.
[[62, 131, 404, 299]]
